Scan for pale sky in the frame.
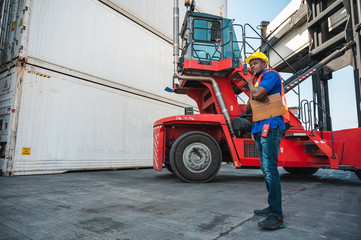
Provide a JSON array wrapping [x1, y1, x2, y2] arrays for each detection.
[[227, 0, 358, 131]]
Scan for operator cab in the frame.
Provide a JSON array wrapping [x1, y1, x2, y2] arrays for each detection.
[[178, 11, 240, 76]]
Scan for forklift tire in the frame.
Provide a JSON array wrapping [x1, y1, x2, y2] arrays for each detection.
[[165, 163, 173, 173], [283, 167, 318, 175], [170, 131, 222, 183], [355, 170, 361, 181]]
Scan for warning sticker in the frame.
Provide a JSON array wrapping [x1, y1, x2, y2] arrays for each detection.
[[27, 70, 51, 78], [22, 147, 31, 155], [11, 21, 15, 32], [4, 80, 8, 89]]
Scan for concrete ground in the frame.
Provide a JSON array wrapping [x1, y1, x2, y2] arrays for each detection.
[[0, 164, 360, 240]]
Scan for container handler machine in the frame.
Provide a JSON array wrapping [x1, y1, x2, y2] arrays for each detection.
[[153, 0, 361, 182]]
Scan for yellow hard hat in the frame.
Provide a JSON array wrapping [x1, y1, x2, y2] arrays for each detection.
[[245, 52, 269, 65]]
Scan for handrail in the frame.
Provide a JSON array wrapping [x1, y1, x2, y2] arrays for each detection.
[[300, 100, 311, 130], [243, 24, 298, 74], [300, 99, 336, 159], [231, 24, 300, 96]]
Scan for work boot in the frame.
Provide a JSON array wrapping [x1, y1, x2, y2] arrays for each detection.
[[258, 215, 285, 230], [253, 207, 269, 216]]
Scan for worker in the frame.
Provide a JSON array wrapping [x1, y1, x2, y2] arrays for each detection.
[[245, 52, 289, 230]]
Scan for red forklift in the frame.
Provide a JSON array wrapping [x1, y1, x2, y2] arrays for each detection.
[[153, 0, 361, 182]]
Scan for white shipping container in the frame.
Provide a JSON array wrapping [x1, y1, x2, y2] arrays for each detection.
[[99, 0, 227, 42], [26, 0, 192, 106], [1, 64, 186, 175], [0, 0, 227, 175], [2, 0, 226, 106], [2, 0, 226, 109]]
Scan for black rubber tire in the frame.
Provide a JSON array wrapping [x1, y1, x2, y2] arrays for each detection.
[[170, 131, 222, 183], [355, 170, 361, 181], [283, 167, 319, 175], [165, 163, 173, 173]]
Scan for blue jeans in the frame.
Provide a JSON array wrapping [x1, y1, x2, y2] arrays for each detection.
[[254, 128, 284, 216]]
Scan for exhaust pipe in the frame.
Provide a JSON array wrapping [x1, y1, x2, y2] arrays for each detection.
[[173, 0, 236, 138]]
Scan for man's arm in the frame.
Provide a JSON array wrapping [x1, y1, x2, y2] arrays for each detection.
[[248, 75, 268, 100]]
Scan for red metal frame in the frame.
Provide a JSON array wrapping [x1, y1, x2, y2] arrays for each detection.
[[153, 58, 361, 173], [182, 58, 237, 73], [153, 125, 164, 171], [154, 117, 361, 171]]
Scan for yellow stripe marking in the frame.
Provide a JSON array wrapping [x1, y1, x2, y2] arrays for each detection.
[[27, 70, 51, 78]]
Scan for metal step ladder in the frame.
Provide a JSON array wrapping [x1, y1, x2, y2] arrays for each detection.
[[285, 131, 338, 168]]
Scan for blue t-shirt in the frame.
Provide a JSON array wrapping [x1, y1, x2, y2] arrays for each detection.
[[251, 70, 285, 134]]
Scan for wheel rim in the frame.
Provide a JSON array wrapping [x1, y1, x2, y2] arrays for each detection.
[[183, 142, 212, 173]]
